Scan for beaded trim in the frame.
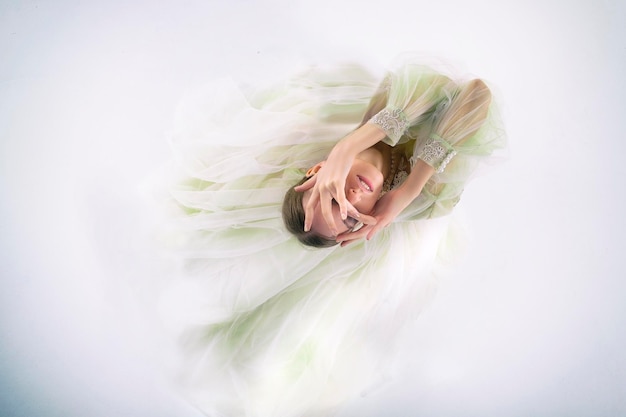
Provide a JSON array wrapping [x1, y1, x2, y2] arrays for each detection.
[[416, 135, 457, 173], [437, 149, 457, 173], [381, 148, 410, 196], [368, 108, 408, 143]]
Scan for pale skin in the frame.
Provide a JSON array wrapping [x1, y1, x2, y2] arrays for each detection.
[[296, 123, 436, 246], [296, 78, 492, 246]]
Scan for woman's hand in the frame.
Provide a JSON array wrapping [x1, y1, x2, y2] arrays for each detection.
[[294, 124, 387, 234], [294, 142, 358, 234], [337, 160, 435, 246], [336, 188, 410, 246]]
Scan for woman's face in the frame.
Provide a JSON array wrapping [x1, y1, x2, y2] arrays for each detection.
[[302, 158, 384, 238]]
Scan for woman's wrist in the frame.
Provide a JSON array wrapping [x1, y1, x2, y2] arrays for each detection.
[[339, 123, 387, 156], [397, 160, 435, 203], [332, 138, 358, 158], [393, 183, 421, 212]]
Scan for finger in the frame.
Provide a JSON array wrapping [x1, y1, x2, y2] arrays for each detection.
[[333, 186, 350, 220], [294, 176, 317, 192], [366, 221, 387, 240], [337, 233, 367, 246], [343, 204, 377, 228], [345, 201, 360, 220], [338, 230, 368, 247], [356, 213, 377, 226], [320, 193, 339, 235], [303, 192, 319, 232], [336, 224, 372, 242], [344, 203, 375, 226]]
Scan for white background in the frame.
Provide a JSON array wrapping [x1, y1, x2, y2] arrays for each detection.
[[1, 0, 625, 416]]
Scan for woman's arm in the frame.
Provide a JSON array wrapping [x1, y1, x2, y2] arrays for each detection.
[[296, 67, 450, 234], [336, 160, 434, 245], [295, 123, 387, 234], [295, 76, 391, 232], [338, 78, 493, 245]]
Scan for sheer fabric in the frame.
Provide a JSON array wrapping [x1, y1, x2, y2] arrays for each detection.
[[153, 57, 505, 416]]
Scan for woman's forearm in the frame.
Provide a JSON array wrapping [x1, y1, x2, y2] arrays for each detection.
[[331, 123, 387, 158], [395, 159, 435, 207]]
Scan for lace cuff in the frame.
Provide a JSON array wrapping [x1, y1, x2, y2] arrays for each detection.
[[367, 108, 408, 143], [413, 134, 457, 173]]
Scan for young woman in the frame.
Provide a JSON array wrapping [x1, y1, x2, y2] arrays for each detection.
[[283, 67, 497, 248], [156, 56, 505, 417]]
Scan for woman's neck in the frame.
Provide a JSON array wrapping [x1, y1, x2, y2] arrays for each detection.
[[356, 143, 392, 180]]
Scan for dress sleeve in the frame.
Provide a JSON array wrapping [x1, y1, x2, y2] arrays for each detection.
[[411, 78, 493, 173], [366, 64, 451, 146]]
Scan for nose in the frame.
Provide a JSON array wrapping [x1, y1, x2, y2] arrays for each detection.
[[347, 187, 362, 204]]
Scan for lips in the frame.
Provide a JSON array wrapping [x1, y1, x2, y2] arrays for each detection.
[[357, 175, 373, 192]]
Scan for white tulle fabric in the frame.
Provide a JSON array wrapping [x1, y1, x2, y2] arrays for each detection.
[[152, 59, 504, 417]]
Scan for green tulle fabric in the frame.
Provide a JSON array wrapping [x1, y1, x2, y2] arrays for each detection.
[[153, 56, 506, 417]]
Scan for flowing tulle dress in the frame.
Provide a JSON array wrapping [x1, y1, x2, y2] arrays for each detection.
[[152, 56, 505, 417]]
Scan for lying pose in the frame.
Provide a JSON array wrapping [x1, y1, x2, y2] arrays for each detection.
[[156, 56, 505, 417], [283, 66, 494, 247]]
